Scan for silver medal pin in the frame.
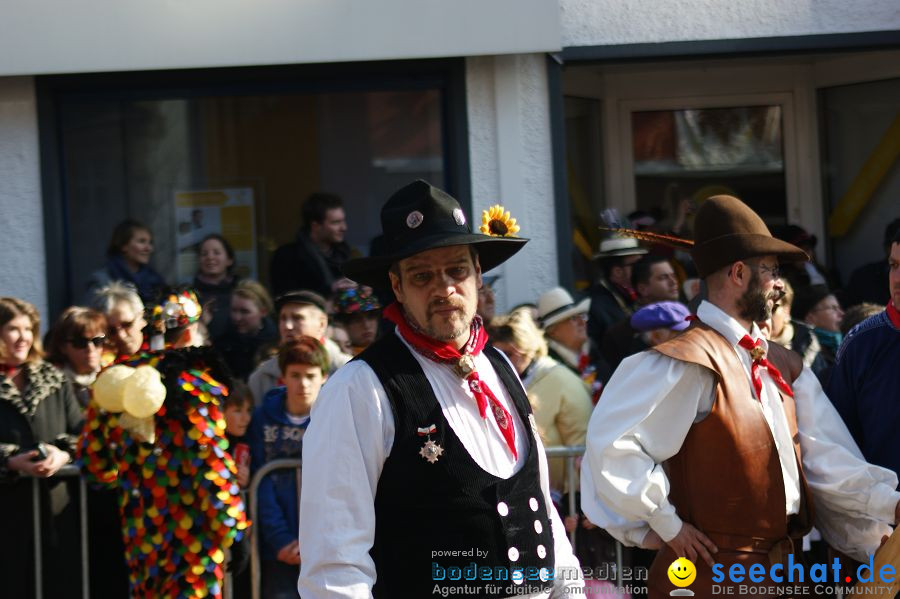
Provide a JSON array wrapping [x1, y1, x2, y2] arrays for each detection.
[[417, 424, 443, 464]]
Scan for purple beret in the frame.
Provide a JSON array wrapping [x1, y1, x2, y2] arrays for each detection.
[[630, 301, 692, 332]]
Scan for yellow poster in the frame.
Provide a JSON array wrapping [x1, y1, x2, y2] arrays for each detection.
[[174, 188, 256, 283]]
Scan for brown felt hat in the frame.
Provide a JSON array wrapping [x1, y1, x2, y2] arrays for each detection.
[[691, 195, 808, 278]]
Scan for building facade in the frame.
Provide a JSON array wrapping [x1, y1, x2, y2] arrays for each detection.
[[1, 0, 898, 321]]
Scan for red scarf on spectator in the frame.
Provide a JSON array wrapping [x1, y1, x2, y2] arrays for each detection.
[[383, 302, 517, 460], [0, 362, 23, 377], [887, 301, 900, 329]]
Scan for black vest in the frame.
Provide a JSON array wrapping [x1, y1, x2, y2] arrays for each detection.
[[358, 332, 556, 597]]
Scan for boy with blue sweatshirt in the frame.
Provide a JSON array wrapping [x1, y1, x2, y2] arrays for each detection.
[[247, 336, 329, 599]]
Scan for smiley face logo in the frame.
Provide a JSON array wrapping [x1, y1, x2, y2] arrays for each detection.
[[667, 557, 696, 588]]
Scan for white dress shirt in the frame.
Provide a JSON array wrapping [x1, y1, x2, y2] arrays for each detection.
[[298, 330, 583, 598], [581, 300, 899, 561]]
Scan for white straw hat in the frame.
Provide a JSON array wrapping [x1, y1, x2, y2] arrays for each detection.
[[593, 237, 648, 259], [536, 287, 590, 328]]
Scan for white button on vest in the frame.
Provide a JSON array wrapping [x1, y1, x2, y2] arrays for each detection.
[[508, 547, 519, 562], [537, 544, 547, 559], [529, 497, 539, 511], [497, 502, 509, 517], [534, 520, 543, 534]]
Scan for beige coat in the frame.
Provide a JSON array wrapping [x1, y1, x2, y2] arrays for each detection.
[[524, 355, 593, 494]]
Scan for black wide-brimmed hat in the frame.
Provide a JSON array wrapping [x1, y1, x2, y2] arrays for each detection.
[[342, 180, 528, 288], [691, 195, 808, 278]]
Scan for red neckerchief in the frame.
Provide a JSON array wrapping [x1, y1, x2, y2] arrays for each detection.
[[0, 362, 23, 377], [577, 352, 590, 374], [613, 281, 638, 303], [382, 302, 517, 460], [738, 335, 794, 400], [887, 301, 900, 329]]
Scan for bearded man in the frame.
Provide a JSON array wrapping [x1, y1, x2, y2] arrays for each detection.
[[581, 195, 900, 599], [298, 181, 582, 598]]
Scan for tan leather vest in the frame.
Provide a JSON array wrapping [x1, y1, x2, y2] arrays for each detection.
[[653, 323, 813, 542]]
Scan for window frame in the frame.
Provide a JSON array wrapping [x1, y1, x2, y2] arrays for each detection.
[[613, 91, 800, 222], [36, 58, 470, 317]]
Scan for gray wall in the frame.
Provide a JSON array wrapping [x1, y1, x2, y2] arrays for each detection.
[[0, 76, 47, 323], [561, 0, 900, 46]]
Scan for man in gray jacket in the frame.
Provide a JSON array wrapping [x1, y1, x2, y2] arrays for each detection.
[[247, 290, 349, 404]]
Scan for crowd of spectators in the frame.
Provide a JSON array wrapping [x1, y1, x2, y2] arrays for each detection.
[[1, 188, 897, 598]]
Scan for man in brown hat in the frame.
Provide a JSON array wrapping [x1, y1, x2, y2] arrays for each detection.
[[581, 195, 900, 598], [298, 180, 582, 598]]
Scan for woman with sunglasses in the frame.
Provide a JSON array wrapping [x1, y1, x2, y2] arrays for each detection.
[[0, 296, 83, 599], [46, 307, 107, 408], [45, 306, 132, 596]]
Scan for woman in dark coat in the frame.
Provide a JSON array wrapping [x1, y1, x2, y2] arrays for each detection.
[[0, 297, 84, 599], [194, 234, 240, 340], [85, 219, 166, 304], [214, 280, 278, 380]]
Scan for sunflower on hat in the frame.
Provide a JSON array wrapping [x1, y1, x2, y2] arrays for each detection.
[[481, 205, 520, 237]]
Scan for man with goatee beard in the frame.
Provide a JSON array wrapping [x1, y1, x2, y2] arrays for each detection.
[[581, 195, 900, 599], [298, 181, 582, 598]]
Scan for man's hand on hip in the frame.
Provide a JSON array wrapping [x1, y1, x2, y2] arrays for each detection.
[[666, 523, 718, 567]]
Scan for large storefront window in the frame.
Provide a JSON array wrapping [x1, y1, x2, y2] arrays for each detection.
[[42, 62, 463, 312], [819, 77, 900, 288], [630, 105, 787, 225]]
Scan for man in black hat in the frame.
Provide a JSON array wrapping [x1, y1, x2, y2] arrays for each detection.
[[581, 195, 900, 599], [298, 180, 582, 598]]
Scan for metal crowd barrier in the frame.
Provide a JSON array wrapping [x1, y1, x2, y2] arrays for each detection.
[[544, 445, 585, 548], [27, 447, 622, 599], [26, 464, 236, 599], [544, 445, 625, 589], [247, 458, 302, 599], [27, 464, 89, 599]]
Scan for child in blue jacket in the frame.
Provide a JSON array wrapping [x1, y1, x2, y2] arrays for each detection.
[[247, 336, 329, 599]]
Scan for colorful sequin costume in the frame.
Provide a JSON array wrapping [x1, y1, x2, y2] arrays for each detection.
[[78, 346, 249, 598]]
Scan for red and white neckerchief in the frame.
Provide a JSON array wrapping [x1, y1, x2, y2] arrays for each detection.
[[383, 302, 517, 460], [738, 335, 794, 401]]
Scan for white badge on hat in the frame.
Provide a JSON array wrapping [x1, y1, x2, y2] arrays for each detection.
[[406, 210, 424, 229]]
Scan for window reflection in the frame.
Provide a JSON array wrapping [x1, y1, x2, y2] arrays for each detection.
[[60, 88, 444, 299], [631, 105, 787, 228]]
